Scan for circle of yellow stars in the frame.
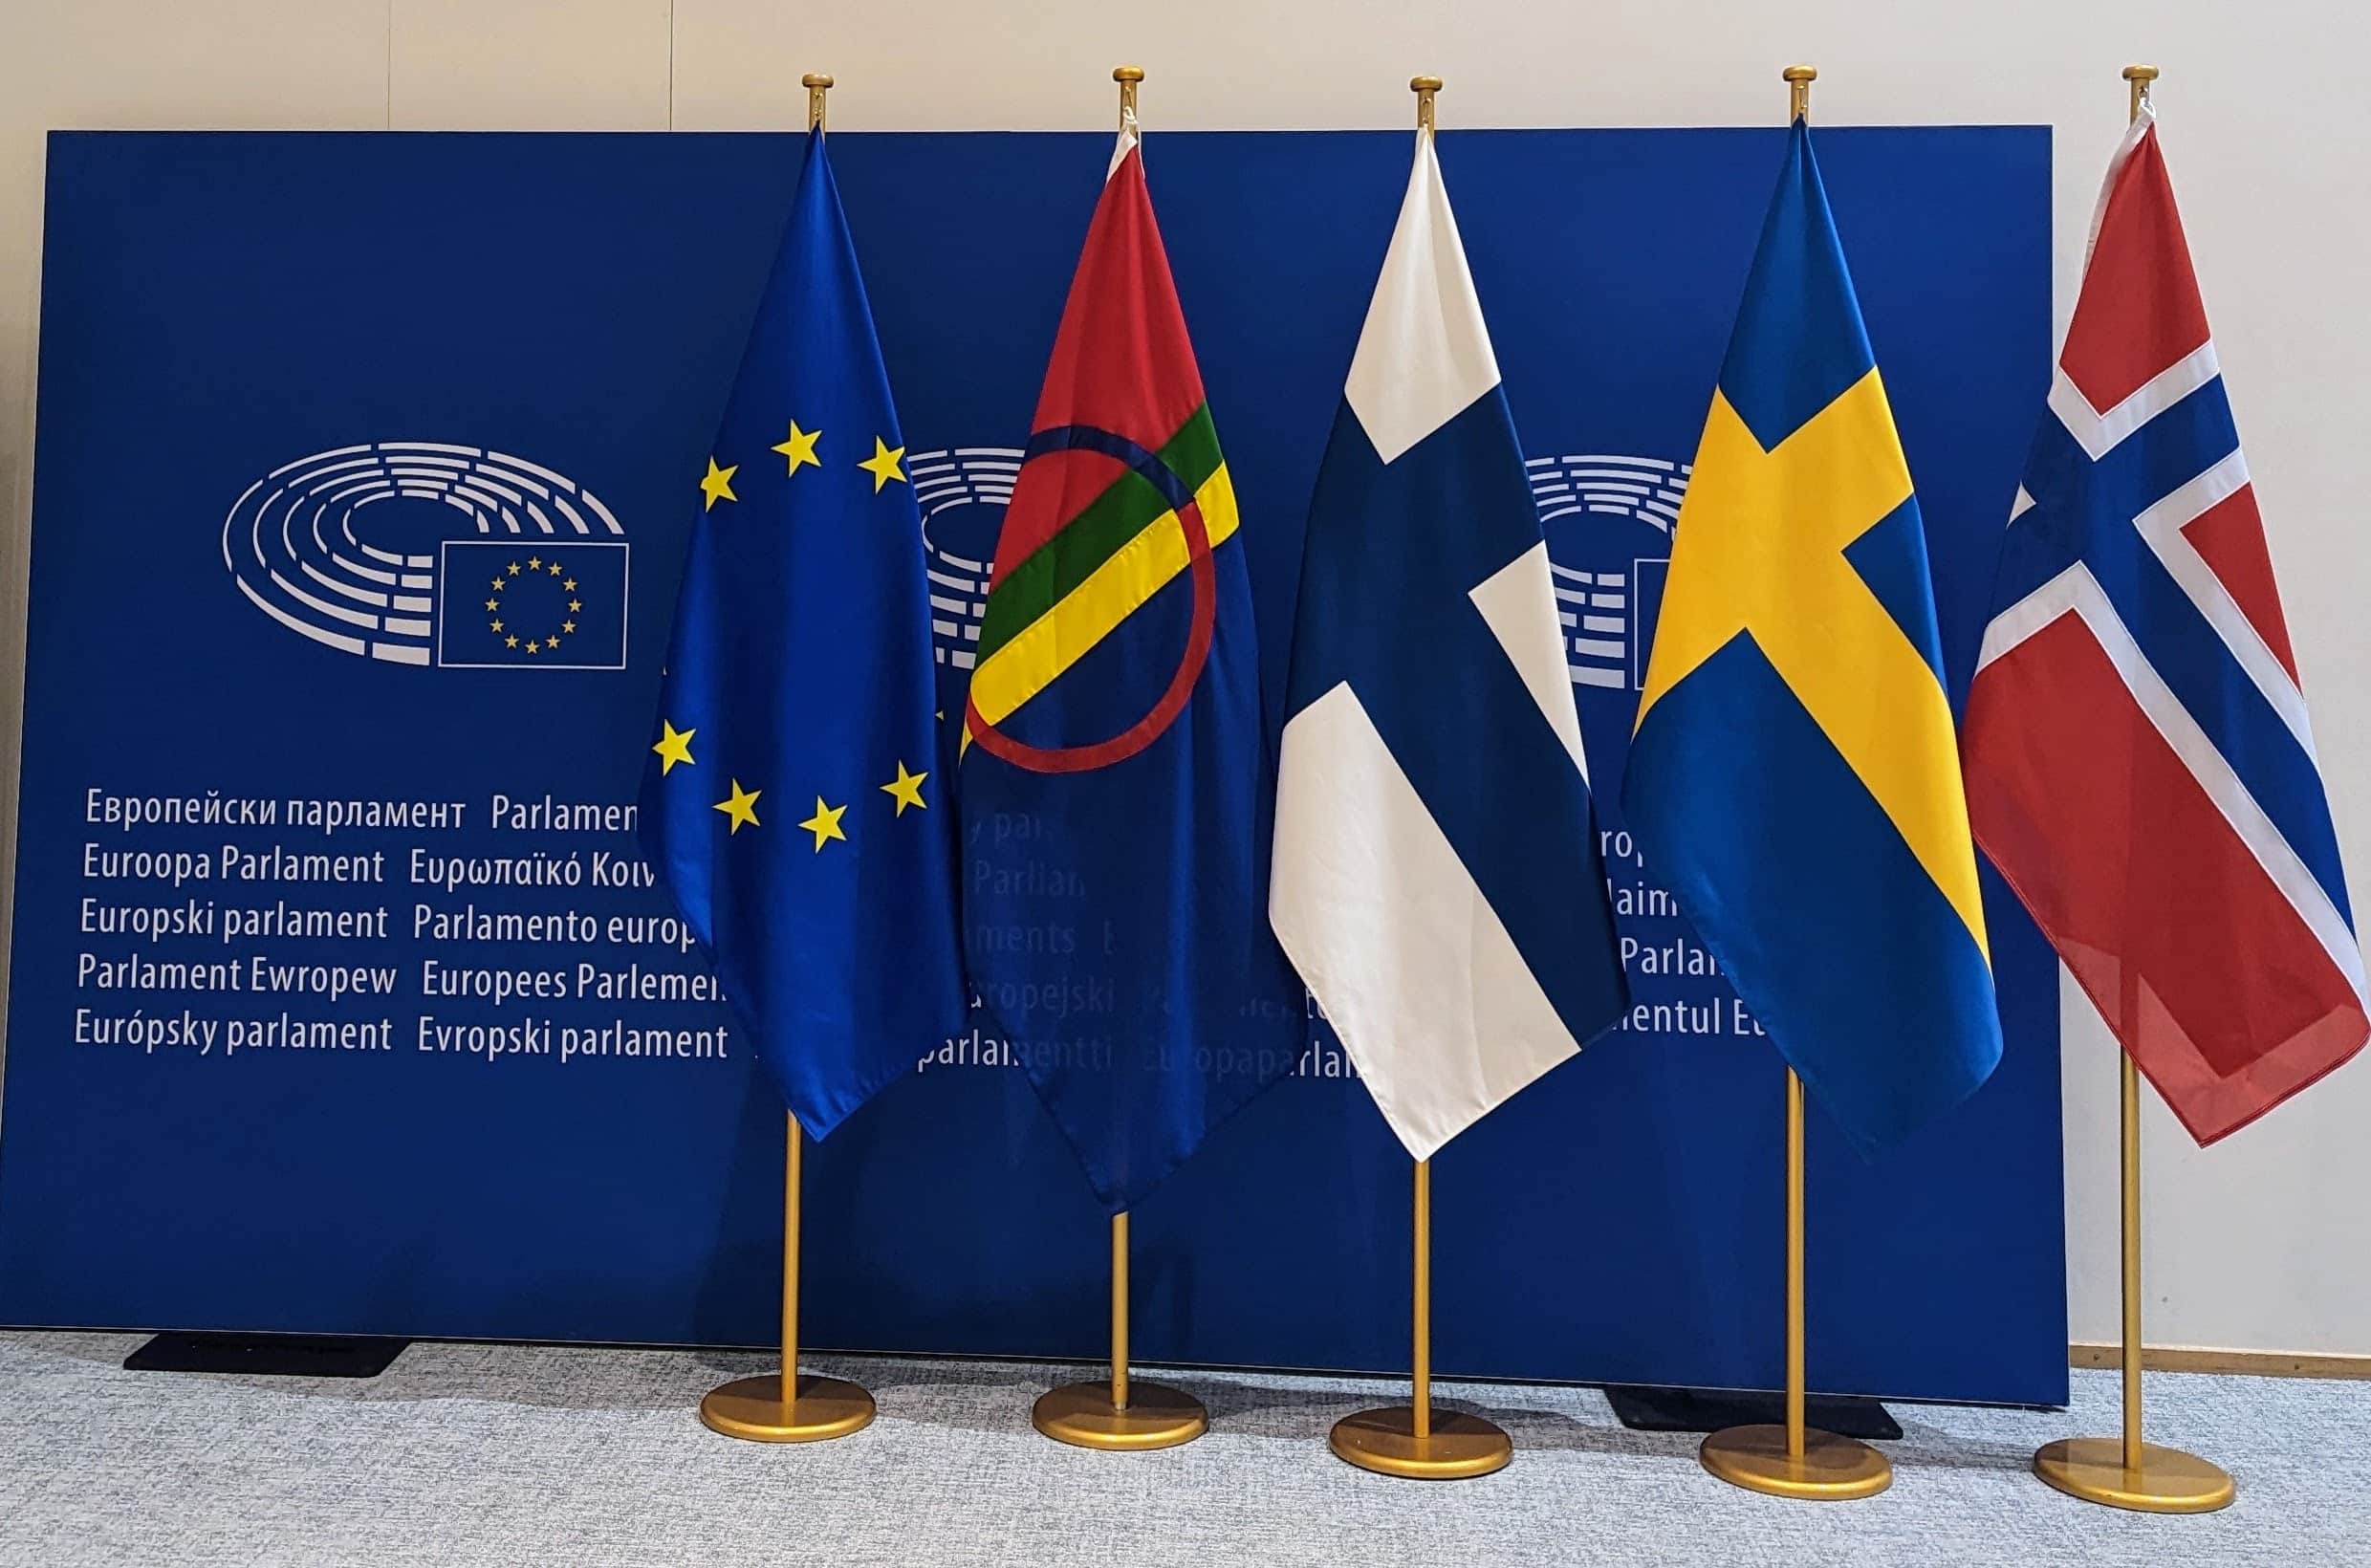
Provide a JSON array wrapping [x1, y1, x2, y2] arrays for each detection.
[[488, 555, 584, 656], [667, 418, 918, 842], [651, 722, 929, 851], [698, 422, 906, 514]]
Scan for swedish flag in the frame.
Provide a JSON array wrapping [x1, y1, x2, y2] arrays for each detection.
[[1623, 121, 2003, 1152], [640, 129, 965, 1137]]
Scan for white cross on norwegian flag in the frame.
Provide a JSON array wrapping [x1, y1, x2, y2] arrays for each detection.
[[1961, 103, 2367, 1143]]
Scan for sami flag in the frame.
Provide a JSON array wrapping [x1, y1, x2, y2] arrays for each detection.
[[1623, 120, 2003, 1153], [1962, 105, 2365, 1143], [639, 130, 966, 1138], [1272, 130, 1628, 1159], [959, 115, 1298, 1211]]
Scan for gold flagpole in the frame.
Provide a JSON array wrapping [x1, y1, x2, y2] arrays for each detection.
[[1326, 76, 1516, 1489], [1701, 1067, 1890, 1497], [1696, 63, 1894, 1507], [701, 1111, 877, 1441], [1033, 1207, 1207, 1448], [1023, 67, 1209, 1459], [1413, 1158, 1430, 1442], [1330, 1140, 1512, 1478], [695, 74, 875, 1445], [2031, 66, 2234, 1518], [1111, 1210, 1131, 1409], [2034, 1058, 2231, 1512]]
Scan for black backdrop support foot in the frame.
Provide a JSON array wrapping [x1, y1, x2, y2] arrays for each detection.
[[123, 1333, 408, 1379], [1602, 1383, 1903, 1440]]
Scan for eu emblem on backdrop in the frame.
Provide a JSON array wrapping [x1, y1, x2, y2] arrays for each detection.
[[440, 540, 626, 666], [1623, 118, 2004, 1153], [639, 127, 967, 1138], [957, 108, 1299, 1212]]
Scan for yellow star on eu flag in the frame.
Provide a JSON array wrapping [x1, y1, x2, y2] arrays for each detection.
[[858, 436, 906, 492], [772, 421, 822, 476], [652, 722, 695, 774], [880, 761, 928, 816], [798, 796, 848, 850], [700, 457, 738, 512], [713, 779, 761, 834]]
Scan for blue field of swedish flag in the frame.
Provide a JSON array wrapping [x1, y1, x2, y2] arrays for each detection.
[[1624, 120, 2004, 1154]]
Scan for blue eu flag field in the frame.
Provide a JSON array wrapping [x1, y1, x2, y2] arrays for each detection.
[[640, 129, 966, 1138]]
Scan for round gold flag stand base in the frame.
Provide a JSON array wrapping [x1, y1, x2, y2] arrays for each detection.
[[699, 1374, 877, 1444], [1329, 1406, 1512, 1481], [1032, 1381, 1207, 1451], [1700, 1425, 1893, 1500], [2033, 1438, 2234, 1514]]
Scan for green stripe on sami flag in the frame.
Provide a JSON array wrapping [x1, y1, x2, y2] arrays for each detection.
[[973, 404, 1225, 668]]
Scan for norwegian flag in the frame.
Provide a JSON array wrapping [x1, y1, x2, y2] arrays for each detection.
[[1962, 106, 2366, 1144]]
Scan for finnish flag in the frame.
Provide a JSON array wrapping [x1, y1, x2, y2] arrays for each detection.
[[1271, 131, 1629, 1160]]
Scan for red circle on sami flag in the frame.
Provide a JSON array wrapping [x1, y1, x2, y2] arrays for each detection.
[[963, 425, 1218, 775]]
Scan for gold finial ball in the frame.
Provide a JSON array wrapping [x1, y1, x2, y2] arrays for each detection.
[[1782, 64, 1818, 84], [2122, 63, 2161, 82], [801, 73, 833, 89], [1114, 65, 1146, 83], [1411, 75, 1444, 93]]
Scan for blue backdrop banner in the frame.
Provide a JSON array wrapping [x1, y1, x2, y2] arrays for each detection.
[[0, 125, 2064, 1405]]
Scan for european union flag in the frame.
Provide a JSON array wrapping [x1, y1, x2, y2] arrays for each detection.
[[640, 130, 965, 1137], [1622, 121, 2003, 1153]]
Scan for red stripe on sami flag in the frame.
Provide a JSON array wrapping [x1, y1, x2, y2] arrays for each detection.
[[992, 145, 1208, 570], [2182, 482, 2300, 683], [1965, 614, 2367, 1144], [2059, 129, 2211, 414]]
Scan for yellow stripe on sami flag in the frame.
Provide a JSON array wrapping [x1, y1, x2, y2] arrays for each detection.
[[968, 465, 1240, 730]]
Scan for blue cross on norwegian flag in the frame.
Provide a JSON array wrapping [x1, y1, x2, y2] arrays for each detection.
[[1962, 104, 2367, 1144]]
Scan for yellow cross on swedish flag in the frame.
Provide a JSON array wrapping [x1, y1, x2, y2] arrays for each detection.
[[1623, 118, 2002, 1154]]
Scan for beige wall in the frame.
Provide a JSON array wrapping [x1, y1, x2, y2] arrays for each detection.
[[2, 0, 2366, 1358]]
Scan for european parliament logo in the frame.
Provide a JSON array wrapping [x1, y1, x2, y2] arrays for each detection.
[[1527, 452, 1691, 694], [908, 446, 1020, 672], [220, 442, 631, 670]]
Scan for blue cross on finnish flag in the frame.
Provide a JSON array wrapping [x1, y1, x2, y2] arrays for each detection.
[[1270, 128, 1629, 1159]]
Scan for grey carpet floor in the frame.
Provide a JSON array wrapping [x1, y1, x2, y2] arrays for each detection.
[[0, 1331, 2363, 1566]]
